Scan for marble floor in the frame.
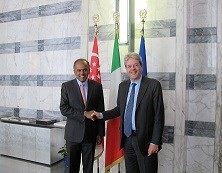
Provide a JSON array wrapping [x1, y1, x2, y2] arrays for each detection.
[[0, 155, 68, 173]]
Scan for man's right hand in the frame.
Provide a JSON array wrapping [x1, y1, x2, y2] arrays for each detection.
[[84, 111, 96, 121], [91, 111, 102, 120]]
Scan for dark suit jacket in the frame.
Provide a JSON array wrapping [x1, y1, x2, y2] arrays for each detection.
[[103, 76, 165, 155], [60, 79, 105, 143]]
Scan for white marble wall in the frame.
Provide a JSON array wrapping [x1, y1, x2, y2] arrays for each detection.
[[186, 0, 217, 172], [0, 0, 221, 172]]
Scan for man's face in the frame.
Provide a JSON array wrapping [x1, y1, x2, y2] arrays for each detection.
[[74, 60, 90, 82], [125, 58, 142, 81]]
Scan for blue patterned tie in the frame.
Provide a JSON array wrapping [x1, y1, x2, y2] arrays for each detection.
[[124, 83, 136, 137]]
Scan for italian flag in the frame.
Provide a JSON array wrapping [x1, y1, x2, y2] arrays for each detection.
[[105, 34, 124, 172]]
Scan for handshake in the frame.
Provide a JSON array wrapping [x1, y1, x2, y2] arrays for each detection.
[[84, 110, 101, 121]]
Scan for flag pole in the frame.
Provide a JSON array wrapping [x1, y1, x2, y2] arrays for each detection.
[[113, 12, 120, 38], [113, 12, 121, 173], [105, 12, 121, 173], [92, 14, 100, 173], [93, 14, 99, 37], [139, 9, 148, 76], [139, 9, 147, 36]]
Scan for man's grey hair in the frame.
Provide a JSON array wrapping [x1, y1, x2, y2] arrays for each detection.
[[124, 52, 143, 67]]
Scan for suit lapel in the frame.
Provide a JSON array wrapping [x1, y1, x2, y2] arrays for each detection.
[[136, 77, 149, 109], [87, 80, 93, 107], [122, 80, 131, 113], [73, 79, 86, 108]]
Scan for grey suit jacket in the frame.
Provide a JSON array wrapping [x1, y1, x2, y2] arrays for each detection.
[[103, 76, 165, 155], [60, 79, 105, 143]]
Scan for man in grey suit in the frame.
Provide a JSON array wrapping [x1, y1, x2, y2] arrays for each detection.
[[60, 58, 105, 173], [94, 52, 165, 173]]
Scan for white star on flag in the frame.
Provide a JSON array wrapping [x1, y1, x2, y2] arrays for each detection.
[[92, 61, 97, 67], [89, 35, 101, 83]]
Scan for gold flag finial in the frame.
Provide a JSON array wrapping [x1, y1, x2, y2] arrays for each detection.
[[93, 14, 99, 35], [139, 9, 147, 36], [113, 12, 120, 35], [139, 9, 147, 20]]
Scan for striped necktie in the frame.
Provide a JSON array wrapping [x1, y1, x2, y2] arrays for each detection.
[[80, 83, 86, 106]]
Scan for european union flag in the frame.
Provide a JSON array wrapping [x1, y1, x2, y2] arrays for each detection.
[[139, 35, 147, 76]]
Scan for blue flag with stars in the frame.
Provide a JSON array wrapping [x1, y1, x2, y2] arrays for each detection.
[[139, 34, 147, 76]]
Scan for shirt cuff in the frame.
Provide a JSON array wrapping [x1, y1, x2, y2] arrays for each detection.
[[99, 113, 103, 119]]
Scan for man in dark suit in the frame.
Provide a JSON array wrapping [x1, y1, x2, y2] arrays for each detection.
[[60, 58, 105, 173], [94, 52, 164, 173]]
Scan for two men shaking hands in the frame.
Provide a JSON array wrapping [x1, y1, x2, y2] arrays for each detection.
[[84, 110, 101, 121]]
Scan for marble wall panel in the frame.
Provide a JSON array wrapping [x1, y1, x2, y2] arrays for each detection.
[[187, 0, 217, 28], [8, 123, 23, 158], [88, 25, 115, 42], [0, 23, 7, 43], [20, 41, 39, 53], [19, 108, 38, 118], [89, 0, 115, 26], [52, 87, 61, 111], [187, 74, 216, 90], [0, 7, 82, 43], [38, 15, 70, 41], [187, 27, 217, 44], [39, 87, 53, 110], [0, 42, 15, 53], [0, 87, 6, 106], [39, 51, 70, 75], [21, 7, 39, 20], [0, 55, 7, 74], [4, 19, 40, 43], [186, 136, 214, 173], [35, 127, 50, 164], [42, 110, 62, 120], [185, 120, 215, 138], [17, 86, 40, 110], [39, 1, 81, 17], [135, 0, 176, 22], [0, 106, 14, 116], [187, 43, 216, 74], [0, 0, 73, 12], [4, 86, 17, 108], [0, 122, 6, 154], [39, 51, 69, 75], [134, 37, 176, 72], [0, 0, 81, 20], [187, 90, 216, 122], [158, 143, 174, 173], [22, 125, 36, 160], [0, 37, 81, 54], [163, 91, 175, 126], [11, 53, 40, 75], [135, 20, 176, 39], [0, 10, 21, 22]]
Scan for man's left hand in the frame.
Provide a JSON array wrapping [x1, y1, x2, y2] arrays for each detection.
[[148, 143, 159, 156]]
